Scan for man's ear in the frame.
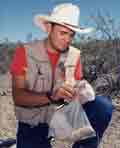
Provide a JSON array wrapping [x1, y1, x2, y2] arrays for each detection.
[[45, 23, 52, 34]]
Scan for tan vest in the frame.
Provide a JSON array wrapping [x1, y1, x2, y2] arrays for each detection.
[[15, 40, 80, 126]]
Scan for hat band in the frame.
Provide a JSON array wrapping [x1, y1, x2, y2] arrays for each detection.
[[62, 22, 79, 29]]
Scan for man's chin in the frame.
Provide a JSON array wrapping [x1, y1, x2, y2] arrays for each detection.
[[56, 48, 69, 53], [56, 45, 69, 53]]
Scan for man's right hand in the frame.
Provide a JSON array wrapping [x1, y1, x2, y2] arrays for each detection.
[[52, 82, 75, 101]]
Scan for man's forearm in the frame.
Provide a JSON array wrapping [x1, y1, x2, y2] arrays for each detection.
[[12, 88, 50, 107]]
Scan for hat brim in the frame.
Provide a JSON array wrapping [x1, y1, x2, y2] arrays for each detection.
[[34, 15, 94, 34]]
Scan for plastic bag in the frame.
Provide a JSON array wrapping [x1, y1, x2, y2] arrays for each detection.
[[48, 99, 96, 143]]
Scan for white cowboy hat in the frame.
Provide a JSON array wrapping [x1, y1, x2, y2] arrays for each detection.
[[34, 3, 94, 34]]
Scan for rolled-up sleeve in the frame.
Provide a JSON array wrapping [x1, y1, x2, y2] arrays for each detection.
[[10, 46, 27, 76]]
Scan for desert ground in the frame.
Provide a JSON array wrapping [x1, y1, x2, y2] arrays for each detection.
[[0, 73, 120, 148]]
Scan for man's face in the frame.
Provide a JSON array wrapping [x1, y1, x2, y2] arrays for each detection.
[[48, 24, 75, 52]]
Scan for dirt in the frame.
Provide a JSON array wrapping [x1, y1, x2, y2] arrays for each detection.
[[100, 110, 120, 148]]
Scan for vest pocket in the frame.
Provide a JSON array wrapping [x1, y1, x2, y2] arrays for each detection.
[[26, 61, 52, 93], [32, 74, 51, 93], [33, 75, 46, 92]]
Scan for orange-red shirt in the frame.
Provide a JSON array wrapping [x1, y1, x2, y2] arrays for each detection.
[[10, 46, 83, 80], [10, 46, 27, 75], [47, 49, 60, 74]]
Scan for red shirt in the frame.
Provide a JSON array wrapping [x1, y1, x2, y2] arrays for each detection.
[[47, 49, 60, 74], [10, 46, 83, 80]]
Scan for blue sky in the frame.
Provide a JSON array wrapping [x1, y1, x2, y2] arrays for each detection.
[[0, 0, 120, 42]]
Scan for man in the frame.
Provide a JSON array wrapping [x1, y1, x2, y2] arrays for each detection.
[[10, 3, 113, 148]]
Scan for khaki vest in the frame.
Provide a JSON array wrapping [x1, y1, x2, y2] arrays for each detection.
[[15, 40, 80, 126]]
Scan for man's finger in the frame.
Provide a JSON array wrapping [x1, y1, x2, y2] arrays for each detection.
[[62, 83, 75, 95]]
